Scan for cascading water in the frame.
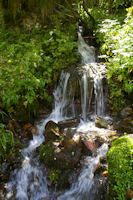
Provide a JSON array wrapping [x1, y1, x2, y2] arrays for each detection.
[[78, 32, 106, 119], [78, 32, 95, 64], [50, 71, 70, 121], [94, 76, 104, 116], [6, 71, 71, 200], [57, 144, 108, 200], [80, 73, 88, 121], [6, 32, 110, 200]]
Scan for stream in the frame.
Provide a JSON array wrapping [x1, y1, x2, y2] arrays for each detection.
[[6, 32, 112, 200]]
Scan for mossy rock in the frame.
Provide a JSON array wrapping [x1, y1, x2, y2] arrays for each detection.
[[39, 141, 53, 166], [107, 136, 133, 200], [44, 121, 61, 143]]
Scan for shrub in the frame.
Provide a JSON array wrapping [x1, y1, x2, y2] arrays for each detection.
[[96, 7, 133, 111], [0, 22, 78, 119]]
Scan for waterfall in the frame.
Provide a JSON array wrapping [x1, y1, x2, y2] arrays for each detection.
[[6, 32, 109, 200], [94, 76, 104, 116], [78, 33, 105, 119], [50, 71, 70, 121], [78, 32, 95, 64], [80, 73, 88, 121]]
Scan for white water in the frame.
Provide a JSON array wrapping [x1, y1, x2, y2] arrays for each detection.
[[78, 32, 106, 119], [6, 71, 70, 200], [78, 32, 95, 64], [80, 73, 88, 121], [94, 76, 104, 116], [6, 33, 109, 200]]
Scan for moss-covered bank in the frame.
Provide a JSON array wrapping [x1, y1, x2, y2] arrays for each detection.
[[107, 136, 133, 200]]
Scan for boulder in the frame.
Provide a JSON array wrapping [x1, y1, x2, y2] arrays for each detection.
[[44, 121, 62, 143], [81, 139, 97, 155], [41, 121, 82, 169], [31, 126, 39, 136], [23, 123, 39, 139], [95, 117, 109, 129], [58, 118, 79, 129], [52, 143, 82, 169]]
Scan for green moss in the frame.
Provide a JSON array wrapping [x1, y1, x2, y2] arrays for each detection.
[[39, 142, 53, 166], [49, 169, 61, 184], [107, 136, 133, 200]]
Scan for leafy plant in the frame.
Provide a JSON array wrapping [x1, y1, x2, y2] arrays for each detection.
[[0, 20, 78, 119], [95, 7, 133, 111]]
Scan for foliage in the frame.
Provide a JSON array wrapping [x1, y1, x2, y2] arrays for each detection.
[[95, 7, 133, 111], [0, 123, 15, 169], [107, 136, 133, 200], [0, 21, 78, 118]]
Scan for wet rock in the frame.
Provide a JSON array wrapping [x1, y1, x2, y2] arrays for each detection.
[[89, 176, 108, 200], [23, 131, 33, 139], [23, 123, 32, 130], [95, 131, 118, 146], [94, 136, 107, 147], [53, 146, 81, 169], [126, 189, 133, 199], [58, 118, 79, 129], [23, 123, 39, 138], [94, 164, 107, 176], [104, 132, 118, 137], [31, 126, 39, 136], [44, 121, 62, 143], [40, 123, 82, 170], [95, 117, 109, 129], [52, 135, 82, 169], [81, 139, 97, 155]]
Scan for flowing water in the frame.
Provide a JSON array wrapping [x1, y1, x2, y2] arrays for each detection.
[[80, 73, 88, 121], [6, 70, 71, 200], [6, 33, 109, 200], [57, 144, 108, 200]]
